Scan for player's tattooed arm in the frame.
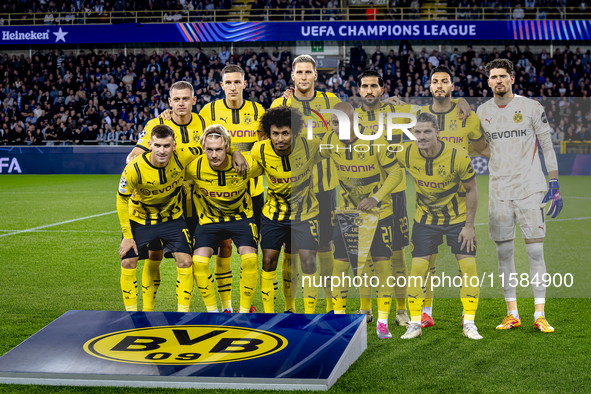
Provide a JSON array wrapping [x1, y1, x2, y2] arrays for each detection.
[[126, 147, 145, 164], [455, 98, 471, 121], [458, 177, 478, 253], [382, 96, 406, 106], [159, 108, 173, 121], [282, 87, 295, 99], [231, 150, 249, 176]]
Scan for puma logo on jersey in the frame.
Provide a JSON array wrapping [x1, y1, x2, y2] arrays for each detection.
[[539, 226, 544, 230], [220, 117, 228, 123], [147, 180, 155, 185], [413, 166, 422, 172], [203, 179, 214, 184], [270, 165, 279, 171], [122, 290, 132, 295], [261, 290, 271, 297], [485, 118, 491, 124]]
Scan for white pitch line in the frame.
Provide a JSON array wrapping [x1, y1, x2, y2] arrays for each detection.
[[0, 211, 117, 238], [0, 229, 119, 234]]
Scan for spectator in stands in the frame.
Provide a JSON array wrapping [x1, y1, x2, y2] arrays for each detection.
[[366, 2, 378, 20]]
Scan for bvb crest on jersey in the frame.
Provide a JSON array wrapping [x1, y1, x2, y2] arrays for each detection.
[[244, 115, 253, 125], [357, 152, 367, 162], [449, 120, 458, 131], [294, 157, 303, 169], [230, 176, 240, 186], [437, 164, 447, 178], [170, 169, 180, 179], [514, 112, 523, 123]]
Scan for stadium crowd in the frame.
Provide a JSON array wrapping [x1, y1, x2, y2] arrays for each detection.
[[1, 44, 590, 146]]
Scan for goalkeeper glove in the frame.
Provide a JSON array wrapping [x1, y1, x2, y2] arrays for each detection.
[[541, 179, 563, 218]]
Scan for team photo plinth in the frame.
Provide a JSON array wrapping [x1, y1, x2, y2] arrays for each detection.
[[0, 310, 366, 391]]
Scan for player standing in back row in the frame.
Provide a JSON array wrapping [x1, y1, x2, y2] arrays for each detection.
[[270, 55, 340, 313], [478, 59, 563, 333]]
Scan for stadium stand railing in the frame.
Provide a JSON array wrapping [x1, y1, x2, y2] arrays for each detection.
[[0, 6, 589, 25]]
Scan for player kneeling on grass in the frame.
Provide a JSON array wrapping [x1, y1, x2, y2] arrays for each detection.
[[397, 113, 482, 340], [185, 125, 263, 313], [117, 125, 201, 312], [320, 102, 404, 339], [251, 106, 323, 314]]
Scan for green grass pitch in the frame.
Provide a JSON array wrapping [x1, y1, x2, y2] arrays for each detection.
[[0, 174, 590, 394]]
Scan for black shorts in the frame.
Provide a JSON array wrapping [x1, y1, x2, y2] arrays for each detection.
[[193, 217, 258, 252], [316, 189, 336, 248], [122, 219, 192, 260], [260, 215, 319, 251], [391, 191, 410, 251], [410, 221, 477, 258], [149, 183, 198, 255], [252, 193, 264, 238], [333, 215, 393, 260]]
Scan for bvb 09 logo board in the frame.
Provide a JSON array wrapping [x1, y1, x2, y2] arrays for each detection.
[[83, 325, 287, 365]]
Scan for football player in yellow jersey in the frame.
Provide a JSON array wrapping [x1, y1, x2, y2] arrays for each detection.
[[117, 125, 201, 313], [251, 106, 322, 314], [124, 81, 246, 313], [356, 70, 411, 327], [416, 66, 490, 329], [185, 125, 263, 314], [199, 65, 265, 313], [270, 55, 340, 313], [397, 113, 482, 340], [321, 102, 404, 339]]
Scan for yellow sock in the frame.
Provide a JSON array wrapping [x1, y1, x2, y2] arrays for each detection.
[[282, 253, 298, 313], [358, 260, 373, 311], [261, 270, 276, 313], [332, 259, 351, 314], [423, 254, 437, 308], [176, 266, 193, 312], [239, 253, 259, 313], [141, 259, 161, 312], [458, 257, 479, 321], [317, 251, 334, 312], [215, 256, 233, 310], [121, 267, 137, 311], [302, 271, 319, 314], [374, 259, 392, 320], [391, 250, 407, 310], [193, 255, 218, 312], [408, 258, 429, 323]]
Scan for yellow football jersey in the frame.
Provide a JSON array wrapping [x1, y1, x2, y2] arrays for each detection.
[[415, 102, 483, 152], [320, 132, 403, 220], [117, 146, 202, 238], [355, 103, 410, 194], [270, 91, 340, 193], [398, 140, 475, 226], [250, 136, 321, 222], [200, 99, 265, 197], [137, 113, 208, 151], [136, 113, 209, 220], [186, 155, 263, 224]]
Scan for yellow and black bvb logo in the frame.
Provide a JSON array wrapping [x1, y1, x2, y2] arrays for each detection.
[[83, 325, 287, 365], [294, 157, 303, 169], [230, 176, 240, 186], [513, 112, 523, 123], [437, 164, 447, 178], [449, 120, 458, 131], [244, 115, 253, 125], [354, 216, 364, 226], [357, 152, 367, 162]]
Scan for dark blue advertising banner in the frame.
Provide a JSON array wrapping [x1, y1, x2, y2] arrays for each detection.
[[2, 20, 590, 45]]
